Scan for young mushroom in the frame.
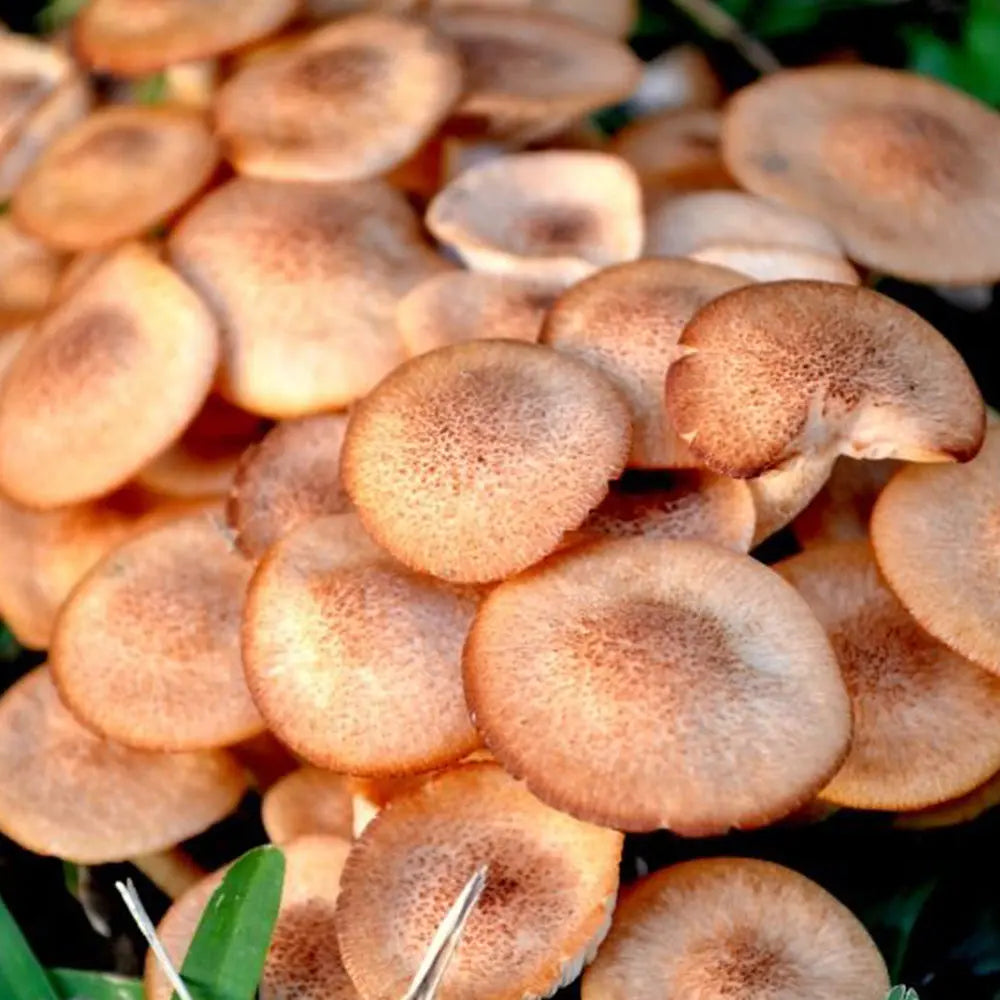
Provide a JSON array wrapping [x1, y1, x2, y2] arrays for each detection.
[[261, 767, 355, 846]]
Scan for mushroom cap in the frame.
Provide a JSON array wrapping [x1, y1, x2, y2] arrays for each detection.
[[690, 242, 860, 284], [581, 857, 890, 1000], [429, 0, 636, 38], [721, 65, 1000, 284], [0, 667, 246, 864], [0, 31, 70, 149], [542, 257, 749, 468], [778, 540, 1000, 810], [336, 762, 624, 1000], [170, 176, 445, 417], [243, 513, 482, 774], [895, 768, 1000, 831], [625, 45, 722, 117], [397, 271, 560, 357], [0, 216, 63, 322], [342, 339, 631, 582], [215, 14, 463, 183], [12, 105, 218, 250], [464, 537, 851, 833], [51, 511, 263, 751], [644, 189, 842, 259], [871, 424, 1000, 675], [262, 767, 355, 846], [748, 453, 837, 547], [426, 151, 644, 283], [0, 242, 219, 508], [75, 0, 298, 75], [666, 280, 985, 478], [570, 469, 756, 552]]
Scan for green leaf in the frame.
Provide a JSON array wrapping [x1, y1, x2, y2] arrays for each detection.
[[863, 879, 937, 983], [174, 845, 285, 1000], [36, 0, 88, 34], [0, 892, 60, 1000], [885, 988, 920, 1000], [49, 969, 143, 1000], [132, 73, 169, 106]]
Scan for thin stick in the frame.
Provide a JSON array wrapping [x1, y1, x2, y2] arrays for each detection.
[[132, 848, 205, 899], [671, 0, 781, 75]]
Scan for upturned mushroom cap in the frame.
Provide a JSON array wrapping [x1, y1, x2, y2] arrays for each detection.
[[0, 31, 70, 150], [778, 540, 1000, 810], [397, 271, 560, 357], [75, 0, 297, 75], [666, 280, 985, 478], [342, 339, 631, 582], [170, 176, 445, 417], [748, 453, 837, 546], [581, 858, 890, 1000], [542, 257, 749, 468], [0, 216, 63, 322], [691, 243, 860, 284], [721, 65, 1000, 283], [262, 767, 354, 846], [0, 242, 219, 508], [12, 105, 218, 250], [0, 667, 246, 864], [243, 513, 481, 774], [336, 762, 624, 1000], [464, 537, 851, 833], [215, 14, 463, 183], [426, 151, 644, 283], [872, 424, 1000, 675], [51, 511, 263, 751]]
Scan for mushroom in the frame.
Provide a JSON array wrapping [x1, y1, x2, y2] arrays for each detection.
[[429, 0, 637, 38], [169, 176, 446, 417], [721, 65, 1000, 283], [0, 242, 219, 508], [342, 339, 631, 582], [335, 761, 624, 1000], [464, 537, 851, 833], [690, 243, 860, 284], [581, 858, 889, 1000], [895, 769, 1000, 831], [778, 540, 1000, 810], [215, 14, 463, 183], [427, 151, 644, 283], [0, 215, 64, 322], [262, 767, 355, 846], [747, 453, 837, 546], [12, 105, 218, 250], [541, 257, 749, 468], [666, 280, 985, 479], [623, 46, 722, 116], [243, 513, 482, 774], [0, 31, 71, 151], [0, 667, 246, 864]]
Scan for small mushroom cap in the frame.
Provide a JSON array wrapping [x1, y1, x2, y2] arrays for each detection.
[[0, 242, 219, 508], [397, 271, 560, 357], [779, 540, 1000, 810], [336, 762, 623, 1000], [872, 424, 1000, 675], [0, 216, 63, 322], [644, 189, 842, 259], [581, 857, 890, 1000], [215, 14, 463, 183], [75, 0, 297, 75], [0, 32, 70, 148], [342, 339, 631, 582], [12, 105, 218, 250], [542, 257, 749, 468], [667, 280, 985, 478], [0, 667, 246, 864], [691, 242, 860, 284], [747, 453, 836, 547], [721, 65, 1000, 283], [51, 511, 263, 751], [465, 537, 851, 833], [262, 767, 355, 845], [170, 176, 445, 417], [426, 151, 644, 283]]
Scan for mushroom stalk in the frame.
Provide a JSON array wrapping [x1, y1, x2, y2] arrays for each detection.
[[670, 0, 780, 76], [132, 848, 205, 899]]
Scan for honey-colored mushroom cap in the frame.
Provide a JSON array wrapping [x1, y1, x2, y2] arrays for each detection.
[[262, 767, 354, 845], [428, 0, 636, 38], [0, 216, 63, 322], [690, 242, 860, 284]]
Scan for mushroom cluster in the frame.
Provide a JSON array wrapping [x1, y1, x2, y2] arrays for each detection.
[[1, 2, 999, 998]]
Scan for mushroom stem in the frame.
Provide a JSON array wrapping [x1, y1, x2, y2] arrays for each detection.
[[670, 0, 780, 76], [131, 848, 205, 899]]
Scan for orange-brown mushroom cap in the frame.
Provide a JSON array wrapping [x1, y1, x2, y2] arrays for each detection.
[[342, 339, 631, 582], [871, 424, 1000, 675], [426, 151, 644, 283], [0, 242, 219, 508], [464, 537, 851, 833], [12, 105, 218, 250], [243, 513, 481, 774], [690, 242, 860, 284], [215, 14, 463, 183], [721, 65, 1000, 283], [0, 32, 71, 150], [0, 667, 246, 864], [581, 858, 890, 1000], [0, 216, 63, 322], [778, 540, 1000, 810], [542, 257, 749, 468], [262, 767, 355, 846], [336, 762, 624, 1000], [666, 280, 985, 479], [428, 0, 637, 38]]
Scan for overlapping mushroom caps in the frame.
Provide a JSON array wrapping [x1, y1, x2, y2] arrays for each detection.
[[336, 762, 624, 1000], [0, 31, 72, 151], [0, 216, 63, 323], [262, 767, 355, 846]]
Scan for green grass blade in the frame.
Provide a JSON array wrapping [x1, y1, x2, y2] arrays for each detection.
[[173, 845, 285, 1000], [49, 969, 143, 1000], [0, 892, 60, 1000]]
